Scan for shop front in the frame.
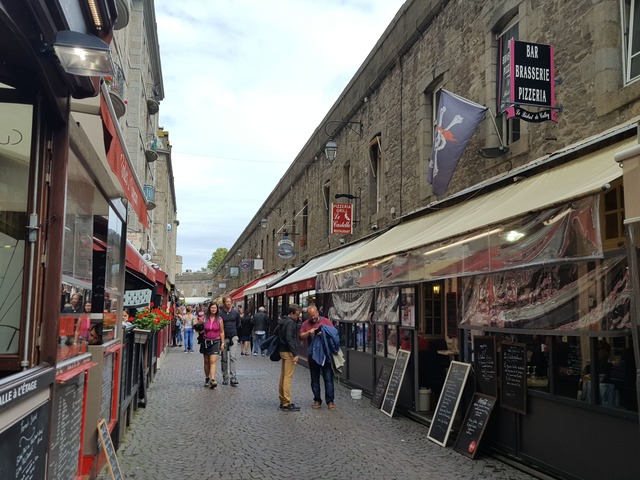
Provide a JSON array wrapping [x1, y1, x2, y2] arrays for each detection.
[[317, 131, 640, 480]]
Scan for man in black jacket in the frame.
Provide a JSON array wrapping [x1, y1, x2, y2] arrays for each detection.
[[278, 304, 301, 411], [252, 306, 269, 356], [220, 296, 241, 386]]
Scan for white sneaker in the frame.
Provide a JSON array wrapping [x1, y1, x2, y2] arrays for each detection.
[[253, 352, 258, 356]]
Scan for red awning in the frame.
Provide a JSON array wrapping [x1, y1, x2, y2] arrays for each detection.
[[155, 268, 167, 295], [125, 241, 155, 283], [230, 275, 268, 302], [100, 94, 149, 228]]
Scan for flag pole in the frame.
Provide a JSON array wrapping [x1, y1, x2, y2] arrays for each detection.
[[487, 109, 507, 148]]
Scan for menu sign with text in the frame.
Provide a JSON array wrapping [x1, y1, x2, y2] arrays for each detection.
[[501, 342, 527, 414], [473, 336, 498, 397]]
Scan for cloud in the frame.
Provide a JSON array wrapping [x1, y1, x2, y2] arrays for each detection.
[[155, 0, 405, 270]]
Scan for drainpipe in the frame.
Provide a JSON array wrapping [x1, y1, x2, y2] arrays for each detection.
[[22, 107, 42, 369]]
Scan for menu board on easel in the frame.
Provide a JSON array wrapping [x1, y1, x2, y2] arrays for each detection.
[[427, 361, 471, 447], [98, 419, 123, 480], [371, 364, 392, 409], [473, 336, 498, 397], [453, 393, 496, 458], [501, 342, 527, 414], [381, 349, 411, 417]]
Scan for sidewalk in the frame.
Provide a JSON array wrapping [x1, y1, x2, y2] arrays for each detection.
[[98, 348, 539, 480]]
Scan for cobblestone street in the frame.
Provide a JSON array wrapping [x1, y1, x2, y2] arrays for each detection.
[[97, 348, 542, 480]]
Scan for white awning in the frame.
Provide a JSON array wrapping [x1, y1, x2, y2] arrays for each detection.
[[244, 268, 296, 296], [319, 137, 635, 274], [266, 239, 371, 297]]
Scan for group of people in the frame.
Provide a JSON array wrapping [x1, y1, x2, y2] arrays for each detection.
[[178, 298, 341, 412]]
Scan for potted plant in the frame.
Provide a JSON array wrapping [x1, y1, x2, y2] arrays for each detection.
[[133, 304, 170, 343]]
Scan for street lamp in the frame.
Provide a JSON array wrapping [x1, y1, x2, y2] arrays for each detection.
[[50, 30, 114, 76], [323, 120, 363, 163]]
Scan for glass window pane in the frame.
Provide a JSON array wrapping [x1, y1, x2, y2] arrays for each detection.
[[0, 102, 32, 355]]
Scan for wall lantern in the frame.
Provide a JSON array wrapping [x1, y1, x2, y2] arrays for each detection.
[[432, 284, 441, 295], [259, 218, 268, 229], [323, 120, 363, 163], [51, 30, 113, 77]]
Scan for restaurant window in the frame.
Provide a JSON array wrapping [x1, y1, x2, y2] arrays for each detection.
[[422, 282, 443, 336], [622, 0, 640, 83], [0, 94, 33, 358], [368, 135, 382, 214], [601, 180, 625, 250], [496, 20, 521, 144]]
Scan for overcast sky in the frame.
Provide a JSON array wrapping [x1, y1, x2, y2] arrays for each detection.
[[154, 0, 406, 272]]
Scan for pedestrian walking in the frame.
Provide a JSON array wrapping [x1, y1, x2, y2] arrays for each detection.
[[182, 306, 196, 352], [238, 307, 253, 356], [278, 303, 302, 411], [220, 296, 241, 386], [252, 306, 269, 356], [196, 302, 224, 389], [299, 305, 337, 410]]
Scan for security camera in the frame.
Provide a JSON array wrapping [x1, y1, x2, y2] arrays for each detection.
[[339, 238, 346, 245], [371, 224, 378, 231], [601, 183, 611, 191]]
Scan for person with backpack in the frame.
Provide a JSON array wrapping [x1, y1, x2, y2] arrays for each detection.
[[252, 306, 269, 356]]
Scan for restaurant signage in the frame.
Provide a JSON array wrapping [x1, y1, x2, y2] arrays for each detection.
[[331, 203, 353, 235], [501, 39, 557, 123], [277, 236, 295, 259]]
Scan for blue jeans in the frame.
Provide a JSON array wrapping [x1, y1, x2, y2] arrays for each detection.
[[309, 358, 334, 405], [253, 332, 267, 354], [183, 328, 193, 351]]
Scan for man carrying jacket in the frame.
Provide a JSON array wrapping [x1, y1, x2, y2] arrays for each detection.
[[278, 304, 301, 411], [299, 305, 336, 410]]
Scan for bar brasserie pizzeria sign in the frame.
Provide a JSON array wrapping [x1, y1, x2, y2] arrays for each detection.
[[501, 39, 558, 123]]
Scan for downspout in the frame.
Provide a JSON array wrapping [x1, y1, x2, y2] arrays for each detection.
[[23, 100, 42, 369]]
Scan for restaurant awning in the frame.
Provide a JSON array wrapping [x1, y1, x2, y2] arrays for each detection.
[[319, 137, 635, 277], [230, 275, 269, 302], [125, 240, 155, 285], [244, 269, 296, 297], [266, 240, 371, 298]]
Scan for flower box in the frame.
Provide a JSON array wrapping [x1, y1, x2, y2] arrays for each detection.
[[133, 328, 152, 344]]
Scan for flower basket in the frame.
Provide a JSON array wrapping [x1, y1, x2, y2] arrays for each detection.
[[133, 328, 152, 344], [133, 305, 171, 333]]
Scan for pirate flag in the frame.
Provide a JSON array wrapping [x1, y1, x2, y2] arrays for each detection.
[[427, 90, 487, 196]]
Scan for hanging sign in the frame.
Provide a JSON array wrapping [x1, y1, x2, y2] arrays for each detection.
[[239, 260, 251, 272], [277, 236, 295, 259], [331, 203, 353, 235], [505, 39, 557, 122], [253, 258, 264, 271]]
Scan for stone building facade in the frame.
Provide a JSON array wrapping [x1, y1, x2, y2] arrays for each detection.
[[218, 1, 640, 479], [175, 271, 214, 301]]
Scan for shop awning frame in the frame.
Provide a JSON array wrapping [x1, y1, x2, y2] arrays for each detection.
[[267, 239, 372, 298], [244, 269, 296, 297], [318, 137, 636, 285]]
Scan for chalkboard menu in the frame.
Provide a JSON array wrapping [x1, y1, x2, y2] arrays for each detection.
[[381, 349, 411, 417], [48, 375, 85, 480], [98, 419, 123, 480], [427, 361, 471, 447], [371, 364, 392, 408], [474, 336, 498, 397], [454, 393, 496, 458], [501, 342, 527, 414], [0, 401, 51, 479], [101, 353, 114, 422]]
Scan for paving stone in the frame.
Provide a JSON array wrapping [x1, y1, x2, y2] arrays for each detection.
[[97, 348, 540, 480]]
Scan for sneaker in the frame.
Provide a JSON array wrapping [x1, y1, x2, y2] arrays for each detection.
[[280, 404, 300, 411], [253, 352, 258, 356], [312, 401, 321, 409], [262, 353, 266, 357], [204, 378, 210, 387], [230, 379, 238, 387], [222, 379, 228, 386], [209, 380, 217, 389]]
